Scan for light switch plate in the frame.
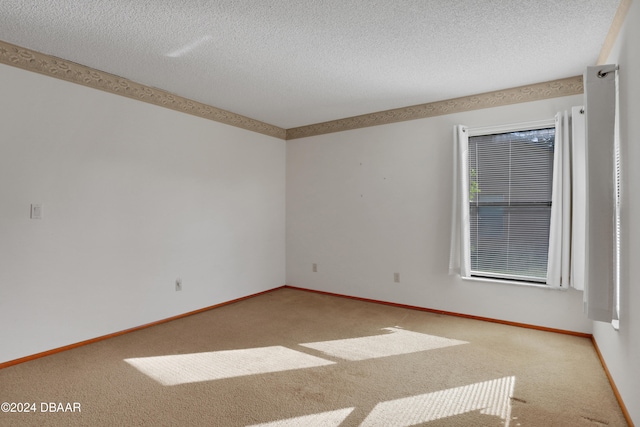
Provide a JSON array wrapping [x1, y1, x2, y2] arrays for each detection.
[[30, 204, 42, 219]]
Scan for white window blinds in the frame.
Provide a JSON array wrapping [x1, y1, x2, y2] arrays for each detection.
[[468, 127, 555, 283]]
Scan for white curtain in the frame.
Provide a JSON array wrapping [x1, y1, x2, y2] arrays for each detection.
[[448, 125, 470, 278], [583, 64, 619, 323], [546, 111, 572, 288], [570, 107, 586, 291]]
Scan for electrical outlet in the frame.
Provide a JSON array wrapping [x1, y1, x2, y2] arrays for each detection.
[[394, 272, 400, 283], [312, 263, 318, 272], [175, 278, 182, 291]]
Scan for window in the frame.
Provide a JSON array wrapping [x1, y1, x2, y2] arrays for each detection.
[[468, 126, 555, 283]]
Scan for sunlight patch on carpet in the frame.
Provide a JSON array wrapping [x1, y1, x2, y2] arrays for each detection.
[[360, 376, 516, 427], [300, 327, 468, 361], [124, 346, 335, 386], [247, 408, 354, 427]]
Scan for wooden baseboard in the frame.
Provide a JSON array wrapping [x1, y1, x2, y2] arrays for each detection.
[[591, 336, 634, 427], [283, 285, 592, 338], [0, 285, 286, 370]]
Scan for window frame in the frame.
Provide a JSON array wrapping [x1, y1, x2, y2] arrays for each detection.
[[466, 118, 556, 286]]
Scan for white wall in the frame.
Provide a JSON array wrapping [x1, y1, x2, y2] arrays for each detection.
[[287, 94, 592, 334], [593, 1, 640, 422], [0, 63, 286, 364]]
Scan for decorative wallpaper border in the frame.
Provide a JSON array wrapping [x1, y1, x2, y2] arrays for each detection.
[[0, 40, 287, 140], [596, 0, 631, 65], [286, 76, 584, 139], [1, 39, 585, 142]]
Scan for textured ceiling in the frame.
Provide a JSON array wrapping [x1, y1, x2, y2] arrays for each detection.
[[0, 1, 621, 129]]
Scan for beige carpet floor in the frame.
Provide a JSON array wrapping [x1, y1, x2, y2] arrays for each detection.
[[0, 287, 628, 426]]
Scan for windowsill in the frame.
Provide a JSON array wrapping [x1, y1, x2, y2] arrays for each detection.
[[461, 275, 566, 290]]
